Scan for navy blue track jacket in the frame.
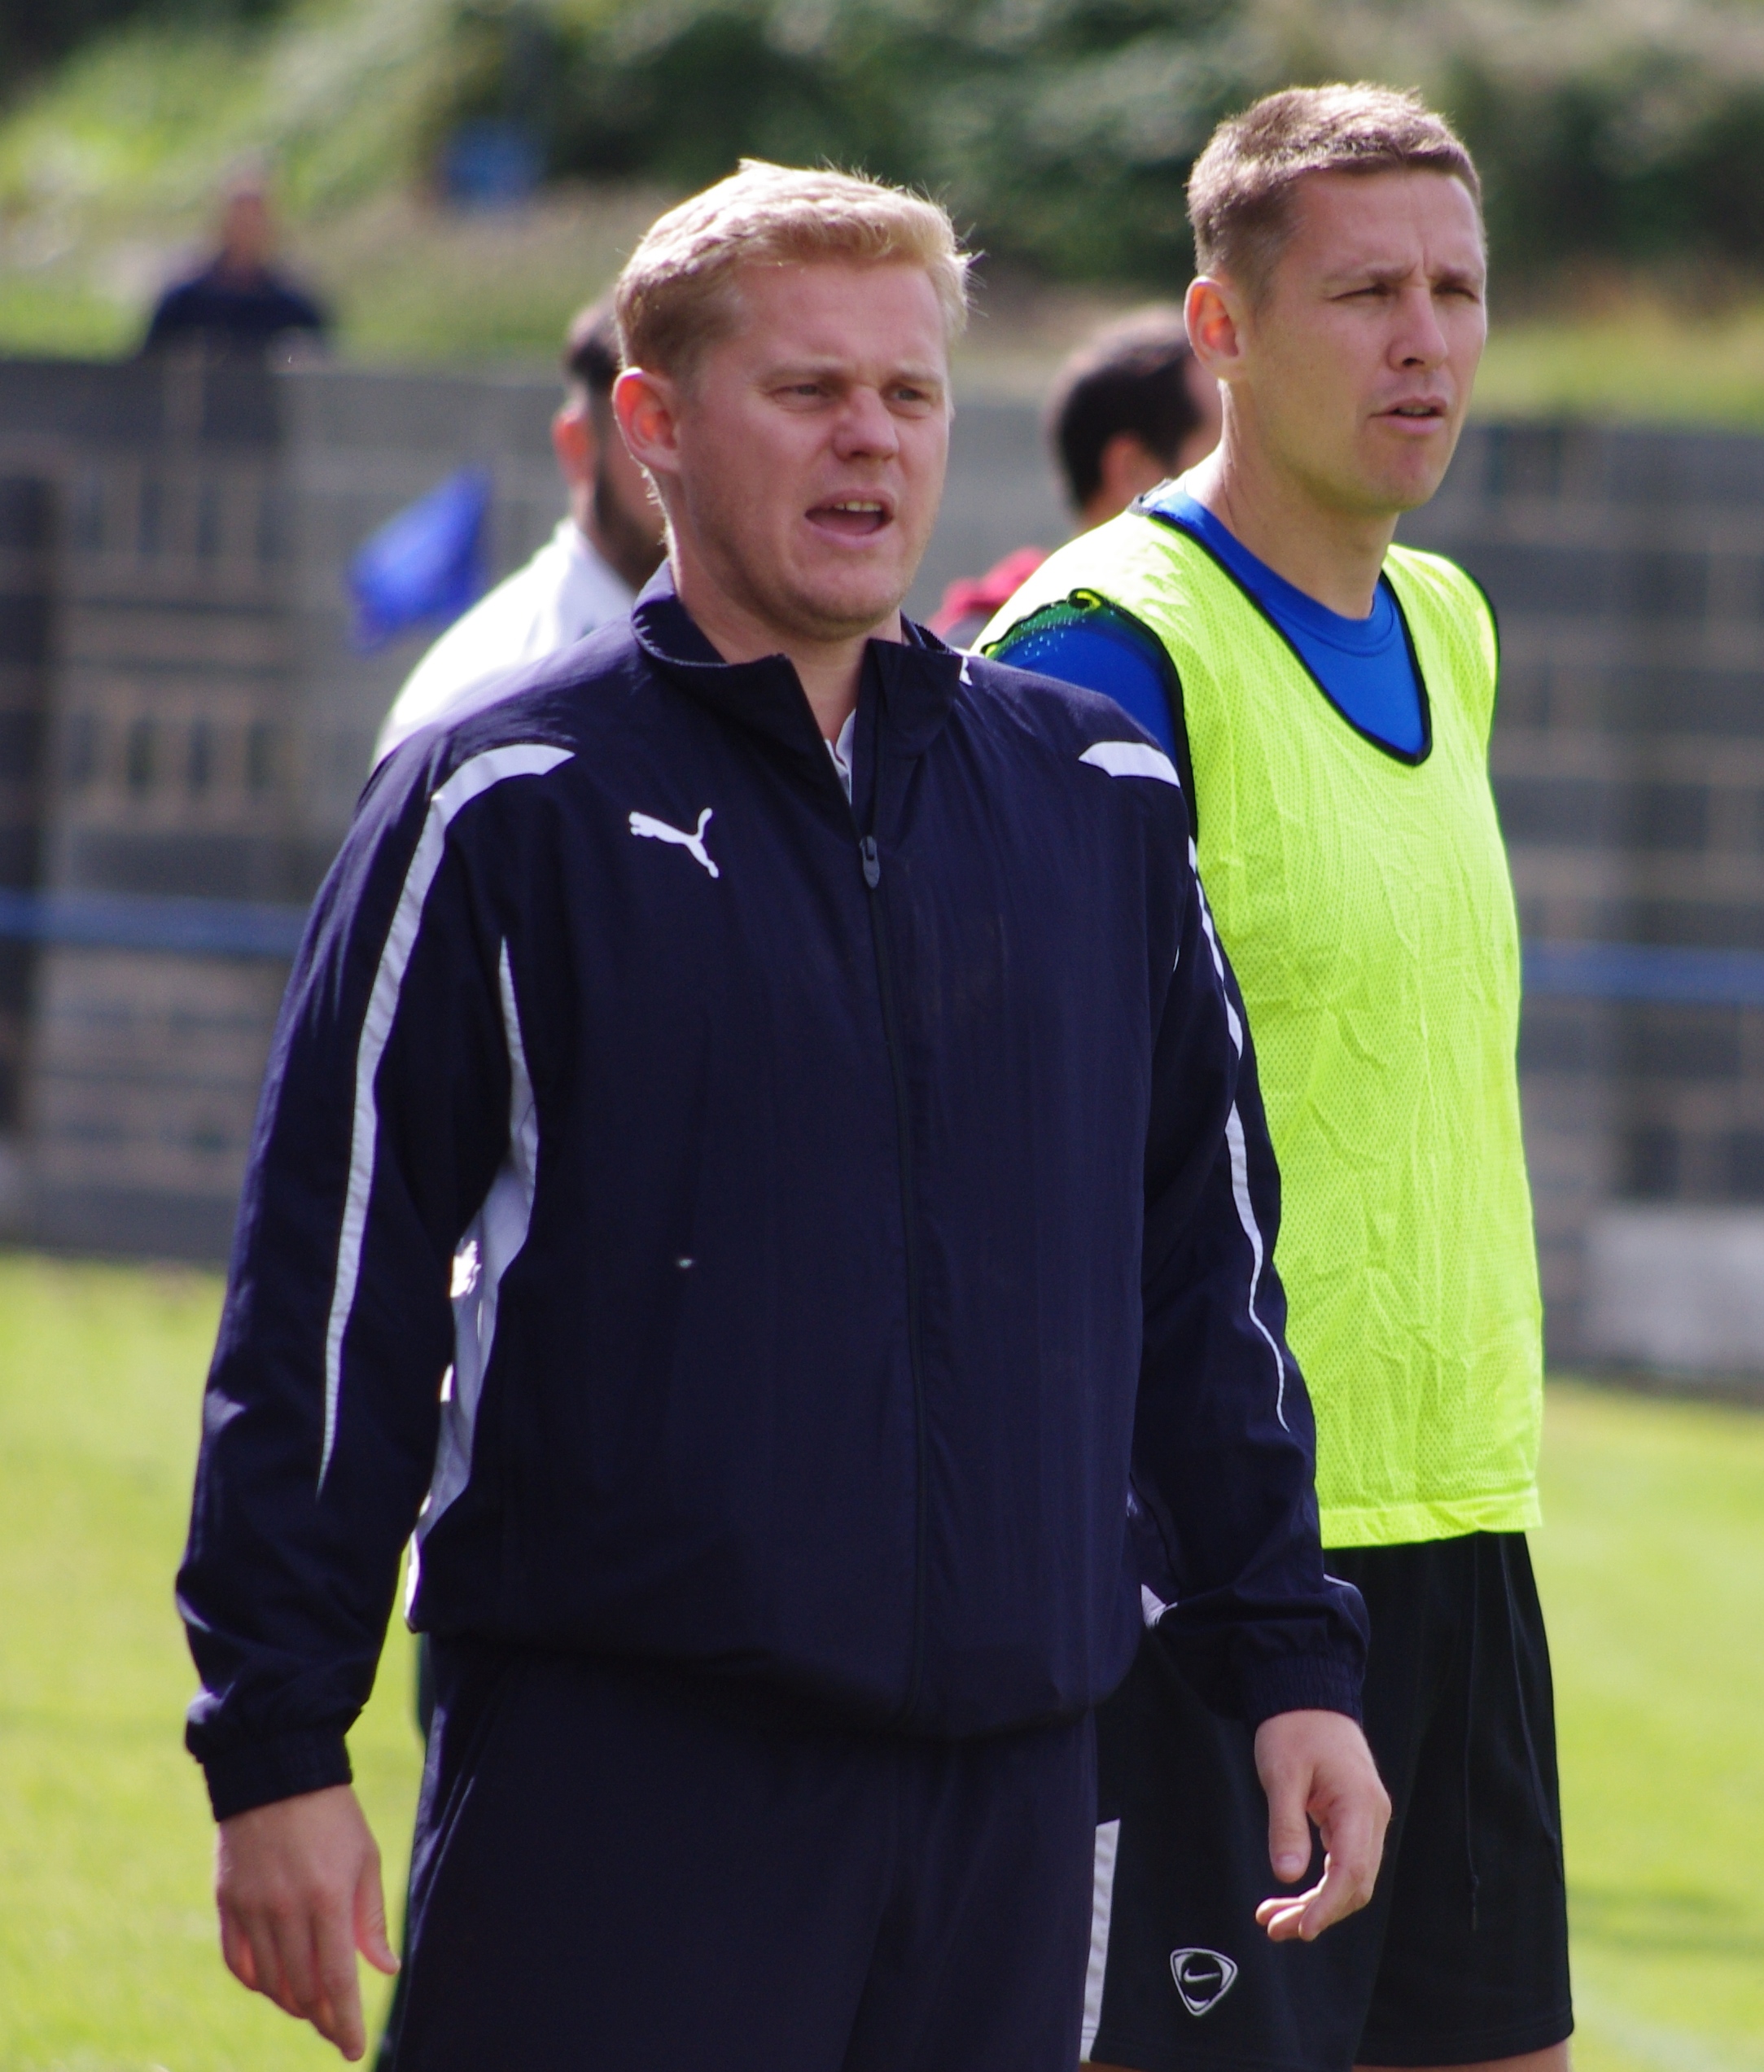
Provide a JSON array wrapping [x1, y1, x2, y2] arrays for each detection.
[[179, 573, 1366, 1820]]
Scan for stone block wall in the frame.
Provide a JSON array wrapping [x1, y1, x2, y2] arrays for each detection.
[[0, 471, 53, 1140]]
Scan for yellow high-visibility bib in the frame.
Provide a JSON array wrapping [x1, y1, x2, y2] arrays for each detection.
[[986, 513, 1543, 1548]]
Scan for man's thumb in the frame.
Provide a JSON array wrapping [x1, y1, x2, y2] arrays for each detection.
[[356, 1862, 401, 1976], [1266, 1767, 1312, 1884]]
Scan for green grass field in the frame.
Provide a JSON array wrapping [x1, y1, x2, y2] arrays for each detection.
[[0, 1252, 1759, 2070]]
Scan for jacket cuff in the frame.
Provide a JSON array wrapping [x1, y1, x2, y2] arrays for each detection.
[[1238, 1655, 1363, 1732], [201, 1730, 353, 1823]]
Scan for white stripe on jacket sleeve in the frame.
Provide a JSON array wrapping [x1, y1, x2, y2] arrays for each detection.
[[1079, 739, 1182, 788], [1187, 835, 1289, 1432], [318, 743, 571, 1491], [417, 939, 540, 1538]]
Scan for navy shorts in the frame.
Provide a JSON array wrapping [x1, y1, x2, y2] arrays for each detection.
[[1083, 1534, 1574, 2070], [380, 1641, 1096, 2070]]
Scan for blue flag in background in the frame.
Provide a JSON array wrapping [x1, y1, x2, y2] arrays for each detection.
[[348, 467, 491, 650]]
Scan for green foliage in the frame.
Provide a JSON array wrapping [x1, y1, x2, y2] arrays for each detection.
[[20, 0, 1764, 292], [431, 0, 1764, 285], [15, 0, 1764, 393], [462, 0, 1270, 282], [0, 0, 291, 99], [0, 0, 465, 228]]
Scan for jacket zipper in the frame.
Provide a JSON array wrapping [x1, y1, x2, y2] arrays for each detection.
[[856, 817, 930, 1725]]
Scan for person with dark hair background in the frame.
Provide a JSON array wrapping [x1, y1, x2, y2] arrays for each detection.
[[373, 297, 666, 764], [930, 307, 1219, 646], [1051, 307, 1223, 530]]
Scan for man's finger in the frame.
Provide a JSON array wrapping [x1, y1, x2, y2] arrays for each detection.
[[1257, 1824, 1381, 1943], [313, 1897, 369, 2061], [1255, 1880, 1321, 1941], [354, 1847, 400, 1978], [218, 1903, 256, 1991], [243, 1913, 299, 2016], [1304, 1787, 1385, 1930], [268, 1905, 326, 2023], [1298, 1848, 1367, 1938]]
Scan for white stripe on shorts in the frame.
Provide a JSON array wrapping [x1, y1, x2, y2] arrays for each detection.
[[1081, 1817, 1122, 2061]]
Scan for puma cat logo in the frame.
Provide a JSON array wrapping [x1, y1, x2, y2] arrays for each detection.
[[628, 807, 719, 878]]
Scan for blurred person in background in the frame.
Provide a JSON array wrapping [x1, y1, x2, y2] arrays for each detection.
[[141, 166, 328, 361], [373, 298, 667, 764], [930, 308, 1219, 645], [987, 85, 1569, 2072]]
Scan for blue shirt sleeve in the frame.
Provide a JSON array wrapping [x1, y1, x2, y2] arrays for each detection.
[[989, 602, 1180, 760]]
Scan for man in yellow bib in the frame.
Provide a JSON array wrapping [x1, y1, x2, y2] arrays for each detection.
[[985, 85, 1570, 2072]]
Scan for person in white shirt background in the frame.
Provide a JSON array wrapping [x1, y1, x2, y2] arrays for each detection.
[[373, 298, 667, 765]]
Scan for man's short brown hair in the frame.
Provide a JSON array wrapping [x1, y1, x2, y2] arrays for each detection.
[[1188, 84, 1481, 296], [615, 159, 971, 384]]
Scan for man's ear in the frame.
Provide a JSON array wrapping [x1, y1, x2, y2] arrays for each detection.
[[550, 403, 595, 494], [614, 367, 683, 488], [1184, 274, 1249, 384]]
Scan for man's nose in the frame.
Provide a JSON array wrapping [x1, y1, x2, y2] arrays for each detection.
[[833, 388, 901, 458], [1394, 284, 1449, 368]]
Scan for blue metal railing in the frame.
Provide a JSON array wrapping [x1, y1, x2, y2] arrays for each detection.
[[0, 887, 308, 959], [0, 890, 1762, 1007], [1522, 941, 1764, 1007]]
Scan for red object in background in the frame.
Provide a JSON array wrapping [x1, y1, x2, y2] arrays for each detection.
[[928, 545, 1051, 643]]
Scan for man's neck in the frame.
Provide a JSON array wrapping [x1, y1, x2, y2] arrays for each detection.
[[1184, 436, 1398, 620], [672, 563, 896, 743]]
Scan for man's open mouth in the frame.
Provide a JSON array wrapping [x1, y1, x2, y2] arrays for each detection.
[[808, 497, 891, 537], [1384, 401, 1447, 422]]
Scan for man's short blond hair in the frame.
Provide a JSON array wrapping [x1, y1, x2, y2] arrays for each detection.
[[615, 160, 971, 382], [1188, 85, 1482, 297]]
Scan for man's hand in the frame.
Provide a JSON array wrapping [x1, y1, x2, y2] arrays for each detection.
[[1251, 1709, 1390, 1943], [216, 1784, 399, 2062]]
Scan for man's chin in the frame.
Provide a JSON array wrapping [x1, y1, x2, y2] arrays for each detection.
[[777, 573, 916, 645], [1368, 437, 1463, 515]]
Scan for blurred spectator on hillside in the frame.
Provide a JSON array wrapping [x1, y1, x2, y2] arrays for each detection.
[[931, 304, 1220, 645], [373, 297, 667, 765], [141, 168, 328, 362]]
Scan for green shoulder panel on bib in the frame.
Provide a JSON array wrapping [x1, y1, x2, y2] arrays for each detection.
[[986, 514, 1544, 1548]]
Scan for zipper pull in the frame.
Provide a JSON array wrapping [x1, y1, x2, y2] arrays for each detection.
[[860, 834, 881, 888]]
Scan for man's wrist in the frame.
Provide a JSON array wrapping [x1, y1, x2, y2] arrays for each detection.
[[200, 1729, 352, 1823]]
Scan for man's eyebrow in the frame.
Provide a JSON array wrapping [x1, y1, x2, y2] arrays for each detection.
[[1320, 257, 1486, 291], [758, 357, 948, 388]]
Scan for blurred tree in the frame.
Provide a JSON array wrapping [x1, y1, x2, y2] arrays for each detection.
[[0, 0, 290, 90], [22, 0, 1764, 292]]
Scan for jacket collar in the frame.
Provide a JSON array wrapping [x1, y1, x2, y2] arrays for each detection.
[[632, 563, 963, 771]]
